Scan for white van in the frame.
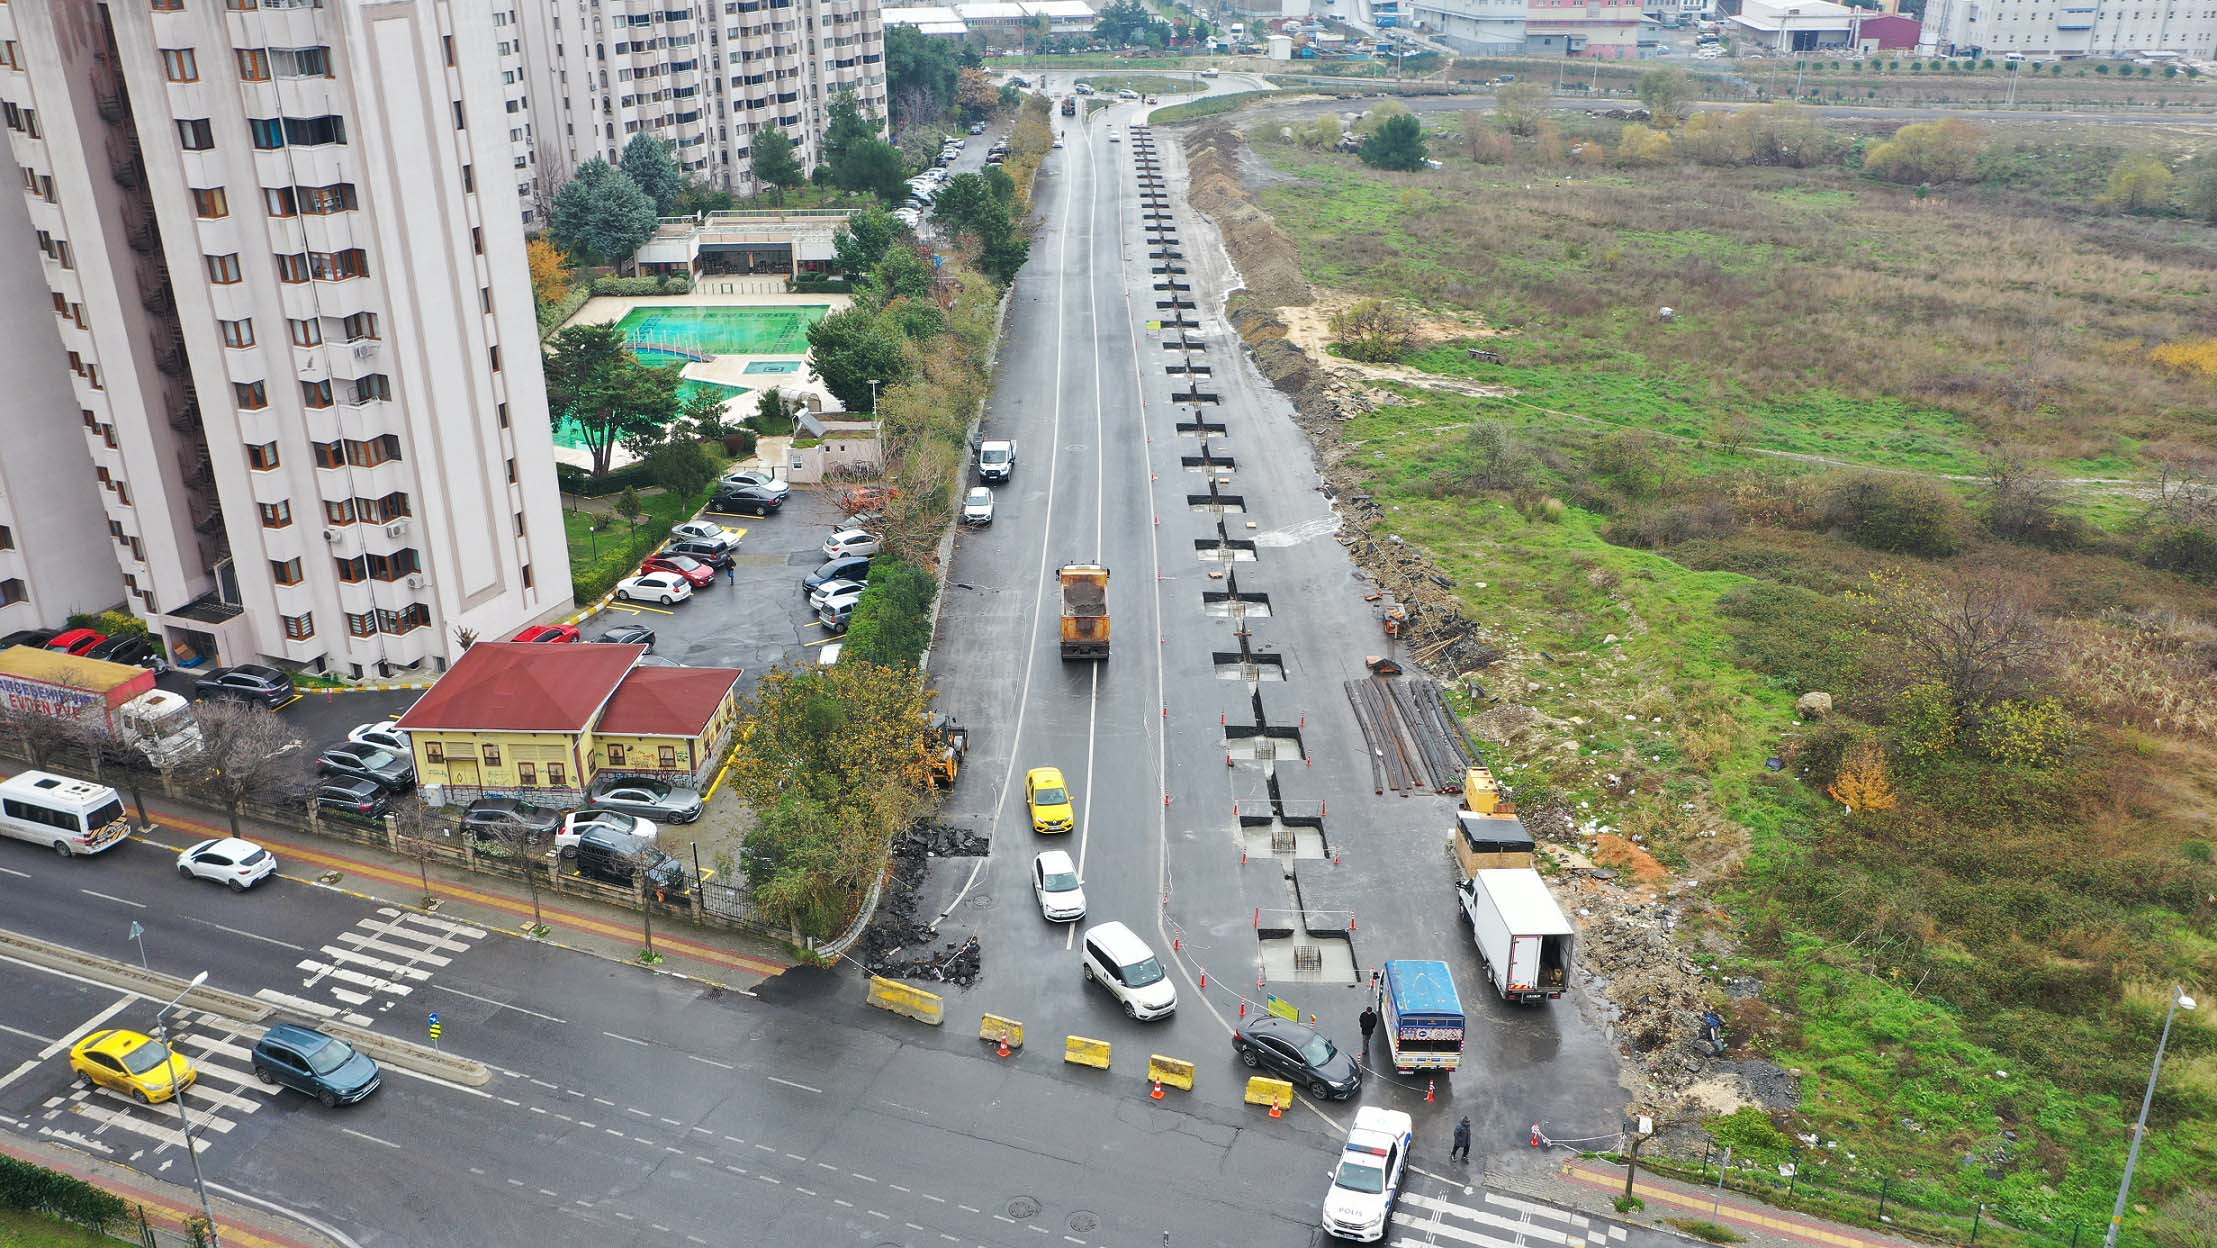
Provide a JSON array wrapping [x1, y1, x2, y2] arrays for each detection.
[[1081, 921, 1177, 1019], [0, 771, 130, 857]]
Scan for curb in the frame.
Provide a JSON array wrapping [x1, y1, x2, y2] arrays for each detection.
[[0, 925, 492, 1089]]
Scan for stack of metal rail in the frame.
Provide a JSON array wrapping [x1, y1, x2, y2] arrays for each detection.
[[1343, 675, 1477, 795]]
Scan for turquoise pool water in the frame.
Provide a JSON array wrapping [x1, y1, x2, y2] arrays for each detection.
[[614, 304, 829, 356], [744, 360, 804, 375]]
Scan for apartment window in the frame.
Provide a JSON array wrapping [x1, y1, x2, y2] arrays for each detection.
[[257, 499, 292, 528], [246, 441, 280, 470], [363, 492, 411, 522], [505, 458, 516, 484], [514, 513, 525, 537], [481, 744, 502, 766], [497, 402, 509, 429], [262, 186, 297, 216], [341, 312, 378, 341], [114, 481, 130, 505], [424, 742, 444, 763], [334, 555, 365, 583], [346, 611, 376, 638], [282, 612, 314, 640], [206, 253, 242, 283], [233, 380, 268, 409], [227, 0, 261, 10], [236, 49, 270, 81], [324, 498, 355, 524], [289, 317, 322, 347], [152, 0, 186, 10], [350, 375, 390, 404], [365, 549, 420, 582], [308, 249, 367, 281], [248, 117, 285, 148], [0, 580, 23, 608], [270, 47, 331, 78], [219, 318, 254, 347], [313, 441, 344, 469], [547, 763, 566, 788], [283, 115, 347, 146], [297, 183, 355, 214], [344, 434, 401, 467], [275, 253, 310, 283], [517, 761, 537, 786], [658, 745, 678, 769], [178, 118, 215, 150], [522, 564, 534, 590], [471, 225, 483, 256], [0, 526, 13, 551], [489, 345, 502, 372], [300, 379, 333, 409], [461, 164, 474, 192], [161, 49, 199, 82], [452, 100, 466, 130], [191, 187, 229, 218], [270, 557, 303, 585]]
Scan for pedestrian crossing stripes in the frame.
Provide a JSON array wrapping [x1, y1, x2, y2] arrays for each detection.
[[255, 906, 486, 1027], [37, 1011, 273, 1160], [1393, 1189, 1628, 1248]]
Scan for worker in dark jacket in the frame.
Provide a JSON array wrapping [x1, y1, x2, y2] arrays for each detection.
[[1358, 1006, 1379, 1050], [1451, 1116, 1472, 1162]]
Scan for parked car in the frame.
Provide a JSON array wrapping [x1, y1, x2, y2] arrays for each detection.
[[315, 742, 415, 791], [83, 634, 169, 672], [614, 572, 693, 605], [663, 539, 733, 570], [1031, 849, 1086, 921], [1230, 1016, 1361, 1100], [977, 439, 1016, 483], [251, 1023, 380, 1108], [194, 664, 296, 707], [176, 836, 277, 892], [820, 528, 882, 559], [639, 554, 715, 588], [669, 520, 740, 550], [70, 1029, 195, 1105], [809, 576, 865, 610], [595, 624, 658, 651], [459, 797, 562, 844], [803, 555, 872, 598], [346, 720, 410, 756], [817, 585, 864, 632], [558, 808, 657, 859], [1079, 920, 1175, 1020], [45, 628, 107, 656], [968, 121, 987, 134], [314, 778, 389, 820], [719, 468, 790, 500], [585, 775, 704, 824], [512, 623, 581, 644], [0, 628, 61, 650], [961, 487, 995, 525], [1320, 1107, 1413, 1242], [574, 825, 689, 896], [1025, 766, 1074, 834], [709, 485, 784, 516]]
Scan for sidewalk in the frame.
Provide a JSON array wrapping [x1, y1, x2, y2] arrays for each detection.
[[122, 787, 795, 990], [0, 1131, 339, 1248], [1493, 1156, 1932, 1248]]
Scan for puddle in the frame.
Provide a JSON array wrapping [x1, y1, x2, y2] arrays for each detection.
[[1212, 651, 1284, 681], [1201, 591, 1271, 618], [1256, 932, 1360, 985]]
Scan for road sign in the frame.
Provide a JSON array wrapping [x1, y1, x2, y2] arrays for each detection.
[[428, 1012, 442, 1041], [1264, 993, 1299, 1022], [129, 921, 144, 940]]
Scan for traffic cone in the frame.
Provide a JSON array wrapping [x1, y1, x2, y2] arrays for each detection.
[[1531, 1123, 1542, 1147], [1268, 1101, 1283, 1119], [1150, 1080, 1165, 1101], [1426, 1078, 1436, 1105], [996, 1032, 1011, 1059], [1238, 1000, 1247, 1018], [1199, 972, 1207, 989]]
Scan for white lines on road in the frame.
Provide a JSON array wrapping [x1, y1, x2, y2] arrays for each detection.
[[794, 1186, 816, 1197], [602, 1031, 649, 1046], [764, 1074, 820, 1094], [340, 1127, 400, 1149], [0, 1022, 51, 1044], [182, 916, 305, 950], [868, 1210, 892, 1221], [77, 889, 144, 909], [427, 982, 565, 1022], [685, 1053, 734, 1070], [0, 864, 29, 877], [833, 1198, 854, 1209], [891, 1183, 913, 1194], [959, 1204, 982, 1214], [850, 1172, 877, 1183]]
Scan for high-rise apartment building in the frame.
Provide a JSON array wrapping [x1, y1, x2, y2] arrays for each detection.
[[0, 0, 571, 678], [517, 0, 888, 204]]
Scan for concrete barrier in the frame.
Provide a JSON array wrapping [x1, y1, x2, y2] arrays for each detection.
[[1064, 1035, 1112, 1070], [1147, 1054, 1195, 1092], [1244, 1076, 1294, 1112], [865, 975, 945, 1025], [979, 1013, 1024, 1050]]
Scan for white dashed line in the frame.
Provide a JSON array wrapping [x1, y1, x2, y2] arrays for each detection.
[[659, 1117, 682, 1126], [538, 1190, 558, 1198], [868, 1210, 891, 1221], [833, 1199, 854, 1209], [923, 1193, 947, 1203], [959, 1205, 981, 1214], [891, 1184, 912, 1193], [754, 1144, 775, 1153], [593, 1097, 617, 1107], [817, 1162, 838, 1171], [613, 1211, 635, 1222], [506, 1179, 524, 1187], [691, 1127, 715, 1136], [623, 1106, 649, 1117], [339, 1128, 399, 1149], [529, 1079, 557, 1089], [852, 1172, 877, 1183], [765, 1075, 821, 1093], [687, 1054, 735, 1070], [601, 1032, 649, 1047], [784, 1153, 806, 1162], [907, 1223, 927, 1232], [795, 1186, 816, 1196]]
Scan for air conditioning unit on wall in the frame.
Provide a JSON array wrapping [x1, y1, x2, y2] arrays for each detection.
[[404, 573, 427, 590]]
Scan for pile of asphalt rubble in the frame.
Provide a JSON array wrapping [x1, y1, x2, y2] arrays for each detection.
[[859, 819, 986, 984]]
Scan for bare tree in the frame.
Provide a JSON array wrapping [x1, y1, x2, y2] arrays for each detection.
[[1980, 443, 2074, 547], [186, 701, 308, 837], [451, 624, 480, 652], [482, 815, 551, 936], [2146, 455, 2217, 528], [1856, 573, 2052, 724], [384, 795, 445, 906]]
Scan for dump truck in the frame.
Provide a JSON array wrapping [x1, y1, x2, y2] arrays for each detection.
[[1061, 96, 1077, 116], [1058, 564, 1110, 660], [0, 647, 202, 767]]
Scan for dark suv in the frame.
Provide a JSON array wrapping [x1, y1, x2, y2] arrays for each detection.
[[194, 664, 296, 707], [459, 797, 563, 843], [663, 538, 734, 570], [251, 1023, 381, 1107], [709, 485, 783, 516], [574, 826, 690, 897]]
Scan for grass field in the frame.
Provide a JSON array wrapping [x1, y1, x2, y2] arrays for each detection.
[[0, 1209, 127, 1247], [1241, 113, 2217, 1245]]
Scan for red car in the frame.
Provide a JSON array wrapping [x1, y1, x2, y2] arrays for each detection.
[[639, 554, 716, 588], [512, 624, 581, 644], [46, 628, 108, 656]]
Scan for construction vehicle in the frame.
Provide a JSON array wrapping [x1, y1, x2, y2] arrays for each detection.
[[1061, 96, 1077, 116], [1447, 766, 1573, 1003], [924, 713, 969, 788], [1058, 564, 1109, 660]]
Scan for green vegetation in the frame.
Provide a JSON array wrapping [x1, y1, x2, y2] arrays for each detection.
[[1151, 90, 1271, 124], [549, 158, 659, 266], [1078, 74, 1200, 97], [842, 559, 938, 666], [0, 1209, 127, 1247], [1665, 1221, 1745, 1245], [0, 1157, 128, 1240], [1242, 114, 2217, 1241], [561, 481, 716, 606]]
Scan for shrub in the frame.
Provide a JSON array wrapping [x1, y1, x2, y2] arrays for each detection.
[[1666, 1220, 1745, 1244], [1465, 419, 1534, 491], [1888, 681, 1960, 759], [1974, 697, 2078, 767], [2138, 523, 2217, 580], [1604, 499, 1739, 548], [1820, 473, 1968, 556], [1864, 118, 1986, 184], [1330, 298, 1418, 362], [1717, 581, 1861, 693], [590, 274, 692, 296], [1616, 124, 1674, 166], [841, 558, 938, 667], [0, 1155, 129, 1231], [2097, 152, 2174, 213]]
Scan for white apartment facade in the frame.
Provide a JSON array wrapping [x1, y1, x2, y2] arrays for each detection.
[[0, 0, 572, 678], [1409, 0, 1647, 55], [1920, 0, 2217, 57], [518, 0, 888, 204]]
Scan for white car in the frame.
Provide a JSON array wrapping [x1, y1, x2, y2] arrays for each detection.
[[1109, 129, 1121, 144], [669, 520, 740, 550], [815, 583, 866, 627], [718, 469, 789, 500], [821, 528, 882, 559], [961, 487, 994, 525], [1320, 1107, 1413, 1243], [615, 572, 692, 605], [1117, 88, 1138, 100], [347, 720, 409, 756], [177, 837, 276, 892], [558, 809, 657, 859], [809, 577, 865, 610], [1031, 850, 1085, 921]]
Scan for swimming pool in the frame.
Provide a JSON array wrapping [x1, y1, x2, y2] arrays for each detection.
[[614, 305, 829, 356], [743, 360, 804, 375]]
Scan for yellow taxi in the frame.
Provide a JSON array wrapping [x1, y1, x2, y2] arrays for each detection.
[[1025, 767, 1075, 834], [70, 1029, 197, 1105]]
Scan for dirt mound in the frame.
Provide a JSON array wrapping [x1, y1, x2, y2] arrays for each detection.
[[1186, 126, 1312, 311]]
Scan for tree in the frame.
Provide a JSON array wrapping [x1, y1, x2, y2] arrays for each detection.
[[1862, 118, 1986, 185], [929, 172, 1003, 241], [622, 134, 686, 216], [1495, 81, 1550, 137], [841, 558, 938, 666], [822, 92, 879, 170], [1854, 572, 2052, 726], [679, 384, 734, 443], [2098, 151, 2173, 213], [1299, 114, 1345, 151], [542, 322, 680, 477], [885, 25, 963, 129], [1637, 67, 1696, 127], [1979, 444, 2080, 549], [832, 138, 911, 205], [1353, 99, 1411, 137], [833, 204, 903, 277], [977, 222, 1031, 287], [187, 701, 306, 838], [1329, 298, 1417, 362], [1826, 738, 1899, 813], [1359, 114, 1428, 172], [1466, 419, 1533, 491], [957, 67, 1001, 122], [1617, 124, 1674, 166], [549, 159, 659, 265], [526, 237, 572, 307], [805, 306, 911, 411], [615, 486, 646, 530], [1094, 0, 1165, 46], [643, 436, 717, 498], [750, 127, 805, 205], [478, 807, 552, 936], [2184, 162, 2217, 223], [676, 180, 737, 215], [864, 246, 936, 305]]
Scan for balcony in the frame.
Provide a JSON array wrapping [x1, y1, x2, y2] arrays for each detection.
[[94, 83, 129, 124], [106, 136, 145, 191]]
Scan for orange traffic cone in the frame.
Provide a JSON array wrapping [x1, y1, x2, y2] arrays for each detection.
[[1426, 1078, 1436, 1105], [1150, 1080, 1165, 1101], [996, 1032, 1011, 1059], [1268, 1102, 1283, 1119]]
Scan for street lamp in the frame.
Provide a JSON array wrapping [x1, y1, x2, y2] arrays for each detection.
[[866, 378, 881, 413], [2104, 986, 2196, 1248], [154, 971, 221, 1248]]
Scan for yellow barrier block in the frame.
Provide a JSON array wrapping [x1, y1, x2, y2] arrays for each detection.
[[1146, 1054, 1196, 1092], [980, 1014, 1024, 1049], [1064, 1035, 1112, 1070], [864, 975, 945, 1026], [1244, 1076, 1295, 1111]]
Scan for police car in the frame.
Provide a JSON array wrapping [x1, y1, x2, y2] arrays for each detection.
[[1320, 1106, 1413, 1242]]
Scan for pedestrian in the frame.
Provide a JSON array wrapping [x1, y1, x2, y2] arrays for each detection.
[[724, 561, 736, 588], [1359, 1005, 1379, 1050], [1451, 1116, 1471, 1163]]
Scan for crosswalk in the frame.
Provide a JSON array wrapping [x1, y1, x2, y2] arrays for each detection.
[[254, 906, 487, 1028], [1392, 1187, 1629, 1248], [36, 1011, 273, 1161]]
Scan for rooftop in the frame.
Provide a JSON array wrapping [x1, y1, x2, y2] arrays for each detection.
[[396, 643, 642, 734], [596, 666, 744, 737]]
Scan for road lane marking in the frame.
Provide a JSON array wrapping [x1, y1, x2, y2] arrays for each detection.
[[0, 1022, 51, 1043], [602, 1031, 648, 1046], [183, 917, 305, 950], [340, 1127, 400, 1149], [685, 1053, 734, 1070], [0, 865, 29, 877], [78, 889, 145, 909], [765, 1075, 820, 1093], [422, 981, 565, 1022]]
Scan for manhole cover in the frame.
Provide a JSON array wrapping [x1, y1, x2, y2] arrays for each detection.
[[1068, 1212, 1099, 1234], [1006, 1196, 1040, 1220], [970, 892, 996, 911]]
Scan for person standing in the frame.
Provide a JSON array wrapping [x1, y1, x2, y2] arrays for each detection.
[[1359, 1005, 1379, 1051], [1451, 1116, 1472, 1163], [724, 561, 736, 588]]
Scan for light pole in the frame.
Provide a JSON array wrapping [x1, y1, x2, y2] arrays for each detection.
[[866, 377, 881, 413], [154, 971, 221, 1247], [2103, 986, 2196, 1248]]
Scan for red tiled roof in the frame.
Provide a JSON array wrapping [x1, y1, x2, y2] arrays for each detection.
[[595, 667, 743, 737], [395, 642, 643, 733]]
